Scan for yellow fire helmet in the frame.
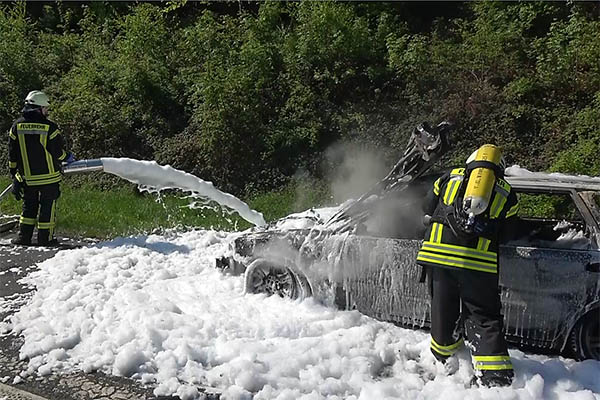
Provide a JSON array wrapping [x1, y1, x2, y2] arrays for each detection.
[[463, 144, 504, 216]]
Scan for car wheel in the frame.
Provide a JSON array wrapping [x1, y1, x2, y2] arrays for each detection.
[[569, 310, 600, 361], [244, 259, 312, 300]]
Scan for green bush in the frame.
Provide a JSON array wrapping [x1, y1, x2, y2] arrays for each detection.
[[0, 3, 41, 170], [0, 1, 599, 200]]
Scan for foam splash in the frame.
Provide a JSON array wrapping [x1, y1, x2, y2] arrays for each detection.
[[101, 158, 265, 227]]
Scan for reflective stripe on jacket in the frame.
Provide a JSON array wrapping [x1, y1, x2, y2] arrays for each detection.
[[8, 115, 67, 186], [417, 168, 519, 274]]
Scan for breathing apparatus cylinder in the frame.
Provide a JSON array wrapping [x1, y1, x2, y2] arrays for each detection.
[[462, 144, 502, 222]]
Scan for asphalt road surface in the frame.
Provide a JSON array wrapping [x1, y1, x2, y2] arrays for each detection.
[[0, 224, 220, 400]]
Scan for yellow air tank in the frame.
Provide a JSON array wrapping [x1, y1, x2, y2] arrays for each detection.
[[463, 144, 502, 216]]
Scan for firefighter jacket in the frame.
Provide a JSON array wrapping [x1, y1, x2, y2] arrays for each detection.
[[417, 168, 519, 274], [8, 112, 67, 186]]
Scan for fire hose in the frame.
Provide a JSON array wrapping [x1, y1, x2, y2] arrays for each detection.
[[0, 159, 104, 203]]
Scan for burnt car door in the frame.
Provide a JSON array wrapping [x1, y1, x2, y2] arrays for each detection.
[[332, 236, 430, 328], [499, 188, 600, 352]]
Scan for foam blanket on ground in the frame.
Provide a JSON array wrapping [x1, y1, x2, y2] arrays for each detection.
[[1, 230, 599, 400]]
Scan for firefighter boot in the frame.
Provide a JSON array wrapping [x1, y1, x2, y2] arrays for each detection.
[[430, 349, 459, 376], [12, 224, 34, 246], [37, 229, 58, 247], [471, 370, 514, 388], [480, 370, 514, 387]]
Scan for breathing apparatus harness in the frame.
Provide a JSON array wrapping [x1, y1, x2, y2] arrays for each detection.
[[431, 145, 504, 240]]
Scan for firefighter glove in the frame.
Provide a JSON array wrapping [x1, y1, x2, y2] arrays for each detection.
[[11, 177, 24, 201], [65, 152, 76, 164]]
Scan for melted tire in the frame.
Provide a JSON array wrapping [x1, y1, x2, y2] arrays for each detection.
[[569, 310, 600, 361], [244, 259, 312, 300]]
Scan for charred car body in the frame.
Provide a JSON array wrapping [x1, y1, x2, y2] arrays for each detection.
[[217, 123, 600, 361]]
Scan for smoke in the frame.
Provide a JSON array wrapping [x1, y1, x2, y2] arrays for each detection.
[[324, 142, 390, 205], [291, 167, 318, 213], [320, 140, 429, 239]]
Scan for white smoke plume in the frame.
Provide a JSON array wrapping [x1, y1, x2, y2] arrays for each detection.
[[325, 142, 390, 205]]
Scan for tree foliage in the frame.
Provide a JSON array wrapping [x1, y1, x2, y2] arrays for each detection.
[[1, 1, 599, 194]]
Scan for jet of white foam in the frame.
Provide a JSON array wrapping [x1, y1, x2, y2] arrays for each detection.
[[101, 158, 266, 227]]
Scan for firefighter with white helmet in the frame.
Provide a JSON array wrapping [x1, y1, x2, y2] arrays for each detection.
[[417, 144, 519, 387], [8, 90, 74, 246]]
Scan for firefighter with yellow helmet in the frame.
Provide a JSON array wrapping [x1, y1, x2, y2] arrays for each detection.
[[8, 90, 74, 246], [417, 144, 519, 387]]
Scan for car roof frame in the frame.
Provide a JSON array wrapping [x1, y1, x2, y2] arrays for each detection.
[[508, 179, 600, 248]]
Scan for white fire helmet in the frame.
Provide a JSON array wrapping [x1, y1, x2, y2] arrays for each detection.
[[24, 90, 50, 107]]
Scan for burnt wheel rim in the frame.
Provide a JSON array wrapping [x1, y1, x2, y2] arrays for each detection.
[[250, 265, 297, 298]]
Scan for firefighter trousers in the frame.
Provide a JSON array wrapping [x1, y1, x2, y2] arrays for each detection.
[[19, 183, 60, 243], [429, 266, 513, 379]]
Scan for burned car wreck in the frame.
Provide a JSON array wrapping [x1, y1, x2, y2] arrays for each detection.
[[216, 123, 600, 361]]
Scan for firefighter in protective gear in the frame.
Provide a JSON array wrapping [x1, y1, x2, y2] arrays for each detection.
[[8, 90, 70, 246], [416, 144, 518, 387]]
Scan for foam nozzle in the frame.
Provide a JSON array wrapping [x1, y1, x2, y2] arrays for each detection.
[[62, 159, 104, 174]]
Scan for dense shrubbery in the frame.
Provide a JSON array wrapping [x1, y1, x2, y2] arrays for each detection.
[[0, 1, 599, 195]]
